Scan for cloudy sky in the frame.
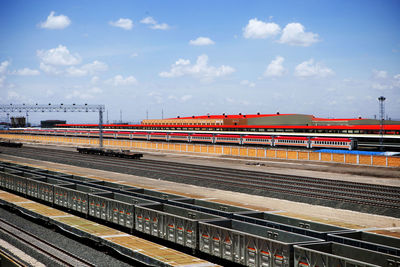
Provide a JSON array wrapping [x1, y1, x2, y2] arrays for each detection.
[[0, 0, 399, 124]]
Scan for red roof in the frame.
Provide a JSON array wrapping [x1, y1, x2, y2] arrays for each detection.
[[215, 134, 241, 138], [169, 133, 189, 136], [275, 136, 308, 140], [243, 135, 272, 139], [312, 117, 364, 121], [191, 133, 213, 137], [311, 137, 351, 141], [169, 113, 295, 120]]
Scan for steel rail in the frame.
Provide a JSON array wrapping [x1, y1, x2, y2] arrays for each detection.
[[5, 145, 399, 194], [2, 146, 399, 199], [0, 218, 96, 267]]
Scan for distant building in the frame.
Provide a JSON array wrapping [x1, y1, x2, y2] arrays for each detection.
[[11, 117, 26, 127], [41, 120, 67, 128]]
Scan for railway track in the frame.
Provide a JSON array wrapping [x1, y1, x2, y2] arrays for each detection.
[[0, 218, 95, 267], [1, 146, 399, 215]]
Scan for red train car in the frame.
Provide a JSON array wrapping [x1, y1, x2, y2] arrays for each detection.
[[310, 137, 354, 150], [190, 133, 213, 143], [214, 134, 241, 144], [242, 135, 273, 146], [273, 136, 309, 148]]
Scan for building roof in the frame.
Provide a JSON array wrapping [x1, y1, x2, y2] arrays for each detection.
[[170, 113, 295, 119]]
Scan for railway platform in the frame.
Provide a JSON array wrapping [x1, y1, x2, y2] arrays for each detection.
[[0, 190, 218, 266]]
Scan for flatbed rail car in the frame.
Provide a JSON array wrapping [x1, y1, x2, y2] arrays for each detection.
[[20, 128, 357, 150], [2, 162, 400, 267], [0, 140, 23, 148], [77, 147, 143, 159]]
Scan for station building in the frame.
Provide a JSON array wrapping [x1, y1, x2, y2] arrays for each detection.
[[141, 113, 400, 127]]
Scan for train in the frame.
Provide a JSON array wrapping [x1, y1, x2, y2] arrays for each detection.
[[20, 128, 358, 150], [0, 162, 399, 267]]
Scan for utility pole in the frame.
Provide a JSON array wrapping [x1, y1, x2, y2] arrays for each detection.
[[378, 96, 386, 149], [162, 109, 164, 119]]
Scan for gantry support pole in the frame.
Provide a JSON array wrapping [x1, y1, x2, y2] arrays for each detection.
[[99, 108, 103, 148]]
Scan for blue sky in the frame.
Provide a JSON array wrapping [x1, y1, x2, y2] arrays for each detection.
[[0, 0, 399, 124]]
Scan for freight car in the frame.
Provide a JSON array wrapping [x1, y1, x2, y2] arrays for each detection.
[[77, 147, 143, 159], [0, 162, 400, 267], [20, 128, 357, 150]]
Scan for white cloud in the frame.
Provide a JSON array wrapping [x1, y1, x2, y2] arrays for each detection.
[[7, 91, 22, 100], [0, 61, 10, 88], [243, 18, 281, 39], [140, 16, 170, 30], [189, 37, 215, 46], [240, 80, 256, 87], [159, 54, 235, 80], [66, 87, 102, 100], [264, 56, 285, 77], [106, 75, 138, 86], [39, 11, 71, 29], [130, 53, 138, 58], [370, 71, 400, 91], [151, 23, 169, 30], [140, 16, 157, 25], [12, 68, 40, 76], [280, 23, 319, 46], [39, 62, 61, 75], [0, 61, 10, 74], [45, 89, 54, 97], [181, 95, 192, 102], [167, 94, 193, 102], [6, 90, 32, 102], [66, 61, 108, 77], [373, 70, 388, 79], [37, 45, 81, 66], [91, 76, 99, 84], [371, 83, 389, 90], [295, 59, 334, 77], [148, 91, 163, 104], [225, 97, 250, 106], [109, 18, 133, 30], [0, 76, 6, 88]]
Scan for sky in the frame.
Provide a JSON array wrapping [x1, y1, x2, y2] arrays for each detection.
[[0, 0, 399, 124]]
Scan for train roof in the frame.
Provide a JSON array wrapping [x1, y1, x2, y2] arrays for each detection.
[[311, 137, 352, 141], [275, 136, 309, 140], [243, 135, 272, 139], [215, 134, 241, 138]]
